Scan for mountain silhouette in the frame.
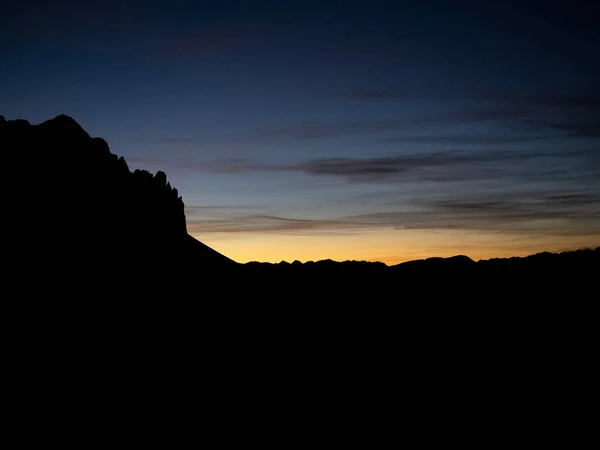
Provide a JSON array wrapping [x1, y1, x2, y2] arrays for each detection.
[[390, 254, 476, 273], [2, 114, 235, 300], [2, 114, 598, 307], [3, 115, 597, 413]]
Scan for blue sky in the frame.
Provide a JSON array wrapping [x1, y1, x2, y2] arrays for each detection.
[[2, 0, 599, 263]]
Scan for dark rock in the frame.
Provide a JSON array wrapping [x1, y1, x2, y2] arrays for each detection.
[[1, 114, 236, 301]]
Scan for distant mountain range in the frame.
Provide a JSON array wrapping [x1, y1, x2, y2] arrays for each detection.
[[2, 114, 598, 304], [245, 247, 599, 273]]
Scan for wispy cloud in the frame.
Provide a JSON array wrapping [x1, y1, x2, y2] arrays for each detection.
[[185, 204, 264, 214], [343, 88, 600, 110], [203, 147, 599, 184], [205, 158, 283, 174], [186, 190, 600, 237], [187, 214, 354, 235], [297, 150, 532, 182], [381, 134, 548, 145], [522, 119, 600, 138], [368, 191, 600, 236], [336, 90, 600, 141], [238, 93, 600, 143]]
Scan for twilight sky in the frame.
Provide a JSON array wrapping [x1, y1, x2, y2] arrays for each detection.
[[2, 0, 599, 263]]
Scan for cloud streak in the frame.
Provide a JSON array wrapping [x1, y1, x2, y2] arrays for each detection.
[[205, 147, 599, 184], [381, 134, 548, 145], [365, 192, 600, 236], [187, 214, 354, 235], [238, 97, 599, 143], [188, 191, 600, 238], [297, 150, 537, 182]]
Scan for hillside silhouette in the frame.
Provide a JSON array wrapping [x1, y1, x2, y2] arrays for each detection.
[[3, 114, 597, 417], [2, 114, 598, 307], [2, 114, 236, 301]]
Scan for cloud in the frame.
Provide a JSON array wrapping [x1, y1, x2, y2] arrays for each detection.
[[186, 190, 600, 238], [523, 120, 600, 138], [185, 205, 264, 214], [381, 134, 548, 145], [297, 151, 517, 182], [187, 214, 356, 235], [350, 190, 600, 236], [344, 87, 600, 110], [395, 192, 600, 235], [334, 90, 600, 141], [544, 194, 600, 205], [187, 148, 600, 238], [204, 158, 282, 174], [236, 99, 545, 144], [239, 95, 599, 143], [203, 147, 598, 184]]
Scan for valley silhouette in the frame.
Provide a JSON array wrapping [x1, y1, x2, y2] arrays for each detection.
[[3, 114, 598, 313]]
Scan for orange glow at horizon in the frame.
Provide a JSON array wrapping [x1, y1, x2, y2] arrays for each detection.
[[192, 229, 600, 265]]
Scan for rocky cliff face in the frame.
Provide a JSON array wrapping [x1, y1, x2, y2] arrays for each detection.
[[1, 114, 234, 297], [2, 114, 187, 239]]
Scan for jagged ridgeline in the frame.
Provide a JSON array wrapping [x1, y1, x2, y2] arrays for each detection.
[[1, 114, 235, 293], [2, 114, 598, 302]]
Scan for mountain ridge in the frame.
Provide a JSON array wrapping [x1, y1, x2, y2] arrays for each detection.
[[243, 247, 599, 268], [2, 113, 236, 299], [2, 114, 598, 304]]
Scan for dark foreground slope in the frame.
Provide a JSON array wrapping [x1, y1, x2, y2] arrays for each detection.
[[2, 115, 596, 422], [239, 247, 599, 307]]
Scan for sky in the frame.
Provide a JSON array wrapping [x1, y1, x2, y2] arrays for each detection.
[[2, 0, 599, 264]]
